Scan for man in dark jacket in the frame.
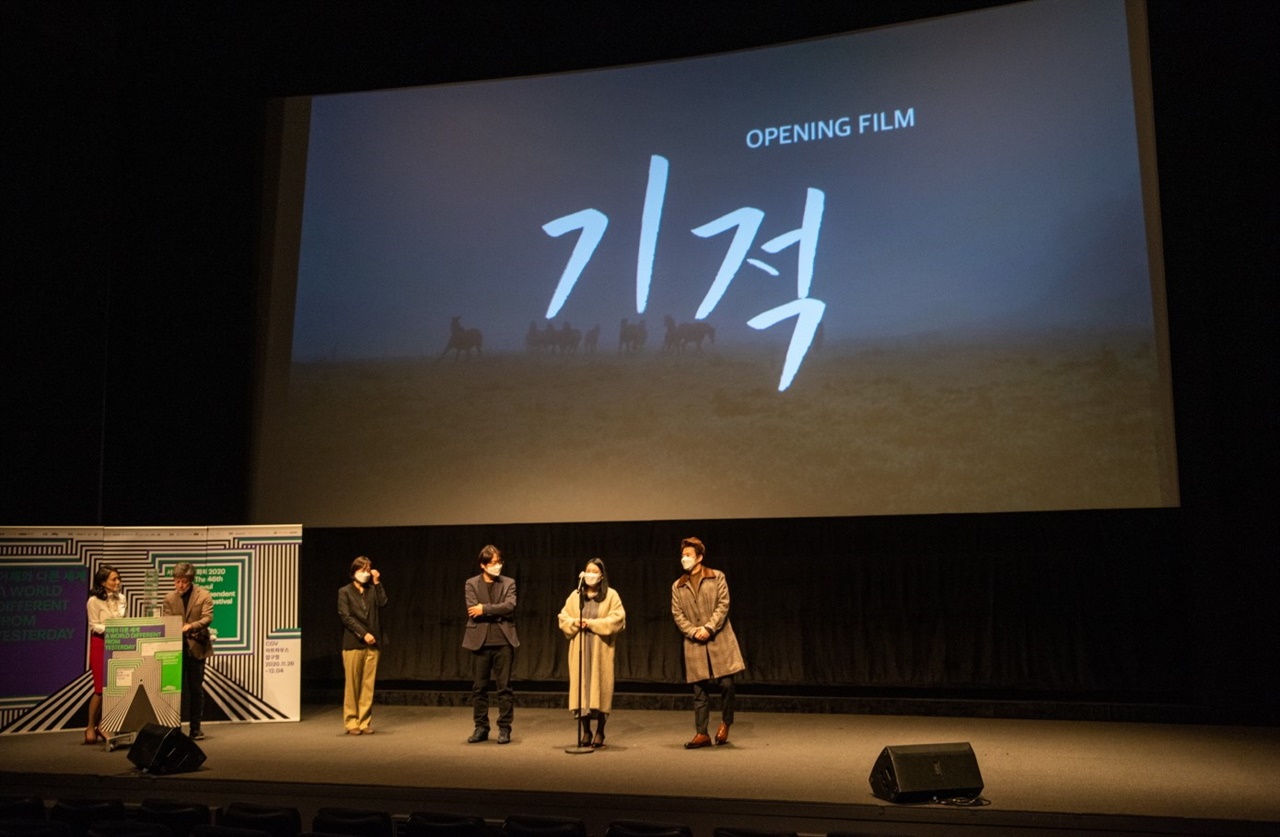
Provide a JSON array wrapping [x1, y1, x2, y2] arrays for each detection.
[[463, 545, 519, 744]]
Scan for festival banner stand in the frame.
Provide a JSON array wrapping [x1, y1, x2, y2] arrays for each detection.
[[100, 615, 183, 750], [0, 525, 301, 737]]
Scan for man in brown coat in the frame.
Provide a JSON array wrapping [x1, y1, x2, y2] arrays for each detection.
[[671, 536, 745, 749], [162, 562, 214, 740]]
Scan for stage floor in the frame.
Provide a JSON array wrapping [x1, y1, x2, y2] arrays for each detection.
[[3, 705, 1278, 836]]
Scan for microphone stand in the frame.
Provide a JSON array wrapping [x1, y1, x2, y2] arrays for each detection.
[[564, 575, 594, 755]]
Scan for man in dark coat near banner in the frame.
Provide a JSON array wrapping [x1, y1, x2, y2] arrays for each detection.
[[162, 561, 215, 740]]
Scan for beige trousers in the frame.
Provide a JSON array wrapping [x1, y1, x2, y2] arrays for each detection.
[[342, 647, 379, 731]]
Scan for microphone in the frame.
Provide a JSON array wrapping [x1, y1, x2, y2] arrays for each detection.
[[577, 571, 586, 589]]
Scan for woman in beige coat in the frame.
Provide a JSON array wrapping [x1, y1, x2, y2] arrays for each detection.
[[558, 558, 626, 748]]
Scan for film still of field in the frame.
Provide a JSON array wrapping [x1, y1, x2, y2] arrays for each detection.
[[269, 330, 1175, 526]]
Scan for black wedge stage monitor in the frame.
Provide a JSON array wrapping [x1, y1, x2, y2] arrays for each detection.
[[252, 0, 1178, 527]]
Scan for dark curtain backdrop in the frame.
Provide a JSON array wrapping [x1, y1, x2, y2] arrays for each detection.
[[299, 510, 1184, 698]]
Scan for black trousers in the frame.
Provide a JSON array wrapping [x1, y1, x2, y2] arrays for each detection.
[[692, 674, 735, 734], [471, 645, 514, 730], [182, 652, 207, 731]]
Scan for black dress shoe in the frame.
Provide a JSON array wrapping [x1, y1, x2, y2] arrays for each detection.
[[497, 728, 511, 745], [467, 728, 489, 743]]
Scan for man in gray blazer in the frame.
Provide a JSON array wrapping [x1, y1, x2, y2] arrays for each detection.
[[463, 545, 519, 744]]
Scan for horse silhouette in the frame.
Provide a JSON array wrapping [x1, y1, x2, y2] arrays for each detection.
[[442, 316, 483, 360], [681, 321, 715, 350], [618, 318, 647, 353], [663, 315, 715, 352], [553, 322, 582, 354], [525, 320, 542, 354], [662, 316, 679, 352]]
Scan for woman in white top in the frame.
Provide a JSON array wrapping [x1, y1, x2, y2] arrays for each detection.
[[85, 565, 125, 744]]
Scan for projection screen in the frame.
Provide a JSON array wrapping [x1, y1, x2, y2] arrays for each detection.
[[251, 0, 1178, 527]]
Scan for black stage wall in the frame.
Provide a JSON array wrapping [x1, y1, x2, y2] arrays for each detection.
[[3, 2, 1276, 724]]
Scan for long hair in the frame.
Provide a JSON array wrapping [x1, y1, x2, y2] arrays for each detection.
[[91, 565, 118, 600], [585, 557, 610, 598]]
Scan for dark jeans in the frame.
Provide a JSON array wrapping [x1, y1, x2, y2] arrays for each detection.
[[471, 644, 514, 730], [183, 652, 207, 731], [692, 674, 735, 734]]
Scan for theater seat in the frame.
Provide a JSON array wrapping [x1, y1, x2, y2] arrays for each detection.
[[712, 828, 797, 837], [0, 799, 46, 821], [501, 815, 586, 837], [405, 812, 489, 837], [217, 804, 302, 837], [0, 822, 72, 837], [137, 801, 211, 837], [191, 825, 272, 837], [50, 800, 125, 837], [87, 821, 173, 837], [605, 821, 692, 837], [310, 810, 392, 837]]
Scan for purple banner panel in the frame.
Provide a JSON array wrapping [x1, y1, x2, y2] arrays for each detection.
[[0, 564, 89, 698]]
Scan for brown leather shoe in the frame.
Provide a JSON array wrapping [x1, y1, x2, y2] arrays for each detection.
[[714, 722, 730, 745], [684, 733, 712, 749]]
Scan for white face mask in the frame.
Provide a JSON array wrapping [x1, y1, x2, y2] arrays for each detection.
[[681, 555, 697, 572], [485, 563, 503, 577], [355, 570, 371, 583], [583, 572, 601, 586]]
